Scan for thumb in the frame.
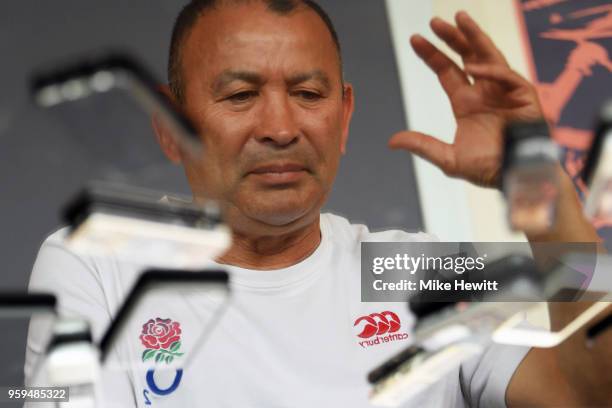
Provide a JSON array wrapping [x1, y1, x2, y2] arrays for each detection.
[[388, 130, 455, 173]]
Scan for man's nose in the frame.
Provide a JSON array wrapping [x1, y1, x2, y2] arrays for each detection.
[[255, 94, 300, 147]]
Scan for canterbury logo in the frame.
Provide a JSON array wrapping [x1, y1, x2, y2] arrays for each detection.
[[354, 311, 401, 338]]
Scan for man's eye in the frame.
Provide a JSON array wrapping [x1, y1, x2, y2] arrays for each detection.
[[228, 91, 257, 103], [295, 91, 322, 101]]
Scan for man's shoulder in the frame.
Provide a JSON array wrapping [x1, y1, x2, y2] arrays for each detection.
[[36, 226, 100, 264], [320, 213, 438, 243], [41, 226, 71, 246], [31, 226, 99, 282]]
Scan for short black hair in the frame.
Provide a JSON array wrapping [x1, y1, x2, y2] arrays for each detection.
[[168, 0, 342, 103]]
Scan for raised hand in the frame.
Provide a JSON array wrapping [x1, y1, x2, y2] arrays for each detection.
[[389, 11, 544, 188]]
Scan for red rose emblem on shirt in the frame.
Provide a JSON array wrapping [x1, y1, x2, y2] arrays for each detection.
[[140, 318, 181, 350], [140, 318, 184, 364]]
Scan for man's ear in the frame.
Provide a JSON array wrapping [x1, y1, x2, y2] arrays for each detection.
[[340, 83, 355, 155], [152, 84, 183, 164]]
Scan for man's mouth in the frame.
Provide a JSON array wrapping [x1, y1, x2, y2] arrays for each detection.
[[248, 163, 308, 184]]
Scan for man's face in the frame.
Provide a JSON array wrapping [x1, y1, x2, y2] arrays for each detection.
[[171, 2, 353, 233]]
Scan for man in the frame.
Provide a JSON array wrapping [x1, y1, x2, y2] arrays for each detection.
[[25, 0, 610, 407]]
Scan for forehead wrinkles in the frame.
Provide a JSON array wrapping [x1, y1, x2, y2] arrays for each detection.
[[200, 29, 325, 83]]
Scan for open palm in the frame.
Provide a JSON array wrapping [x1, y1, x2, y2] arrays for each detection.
[[389, 12, 544, 188]]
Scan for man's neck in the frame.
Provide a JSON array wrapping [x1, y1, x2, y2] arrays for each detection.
[[216, 216, 322, 270]]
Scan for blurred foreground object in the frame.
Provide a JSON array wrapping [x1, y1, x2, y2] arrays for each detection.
[[44, 319, 98, 408], [0, 294, 59, 403], [583, 100, 612, 222], [63, 183, 230, 269], [502, 121, 560, 235], [30, 52, 231, 268], [30, 52, 202, 159]]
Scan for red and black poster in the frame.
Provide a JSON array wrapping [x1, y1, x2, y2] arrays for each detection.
[[516, 0, 612, 242]]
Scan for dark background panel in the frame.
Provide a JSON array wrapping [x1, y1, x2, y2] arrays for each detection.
[[0, 0, 423, 392], [521, 0, 612, 130]]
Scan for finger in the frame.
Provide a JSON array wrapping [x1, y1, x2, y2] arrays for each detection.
[[410, 34, 470, 96], [455, 11, 508, 65], [389, 131, 456, 174], [464, 63, 528, 91], [430, 17, 473, 60]]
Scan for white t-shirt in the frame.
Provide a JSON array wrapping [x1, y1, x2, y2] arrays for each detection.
[[25, 213, 528, 407]]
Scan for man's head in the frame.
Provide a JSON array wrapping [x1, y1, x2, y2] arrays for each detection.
[[168, 0, 344, 104], [155, 0, 354, 237]]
